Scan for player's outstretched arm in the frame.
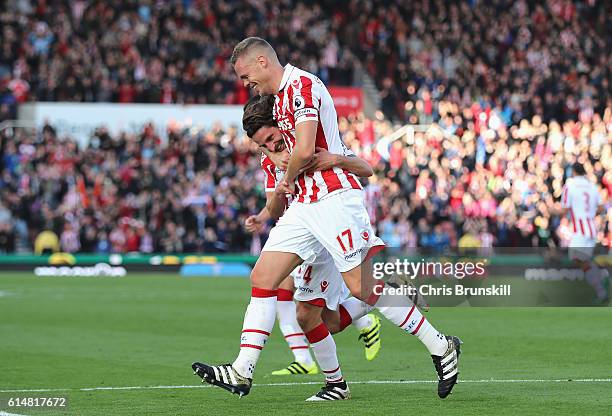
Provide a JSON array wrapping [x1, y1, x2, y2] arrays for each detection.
[[302, 147, 373, 177]]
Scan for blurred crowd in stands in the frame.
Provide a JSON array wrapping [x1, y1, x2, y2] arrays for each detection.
[[1, 0, 610, 122], [1, 101, 610, 254], [0, 121, 261, 253], [0, 0, 610, 254]]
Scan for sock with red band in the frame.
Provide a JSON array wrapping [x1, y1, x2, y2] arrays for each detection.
[[276, 289, 314, 365], [305, 323, 343, 383], [232, 287, 277, 378], [372, 283, 447, 356], [338, 296, 374, 331]]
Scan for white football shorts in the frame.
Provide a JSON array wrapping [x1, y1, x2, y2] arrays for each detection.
[[289, 246, 350, 310], [263, 189, 385, 273], [568, 233, 597, 262]]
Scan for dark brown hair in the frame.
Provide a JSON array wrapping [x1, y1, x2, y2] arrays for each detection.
[[573, 163, 586, 176], [242, 95, 276, 138]]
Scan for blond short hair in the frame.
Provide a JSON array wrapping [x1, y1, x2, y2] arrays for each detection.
[[230, 37, 276, 66]]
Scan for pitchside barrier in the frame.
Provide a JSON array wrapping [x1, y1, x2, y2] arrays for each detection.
[[0, 253, 256, 275], [1, 251, 611, 268], [0, 249, 610, 272]]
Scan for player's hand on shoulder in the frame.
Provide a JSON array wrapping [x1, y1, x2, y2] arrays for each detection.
[[268, 150, 290, 171], [277, 151, 290, 170]]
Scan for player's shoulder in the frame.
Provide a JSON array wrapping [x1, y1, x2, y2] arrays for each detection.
[[260, 153, 275, 170], [287, 65, 317, 82], [571, 176, 597, 188], [286, 65, 324, 92], [565, 177, 578, 188]]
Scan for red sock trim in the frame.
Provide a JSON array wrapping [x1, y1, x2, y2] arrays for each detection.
[[366, 280, 386, 306], [322, 365, 341, 374], [305, 323, 330, 344], [290, 346, 310, 350], [277, 288, 294, 301], [251, 287, 278, 298], [284, 333, 305, 338], [338, 305, 353, 331], [410, 316, 425, 335], [326, 377, 344, 383], [240, 343, 263, 350], [399, 305, 416, 328], [242, 329, 271, 336]]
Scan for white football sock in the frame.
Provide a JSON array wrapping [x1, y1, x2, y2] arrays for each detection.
[[232, 288, 277, 378], [338, 296, 374, 331], [353, 314, 373, 331], [373, 283, 447, 356], [305, 323, 343, 383], [276, 289, 314, 365]]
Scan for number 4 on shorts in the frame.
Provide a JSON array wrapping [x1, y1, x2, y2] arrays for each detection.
[[303, 265, 313, 284]]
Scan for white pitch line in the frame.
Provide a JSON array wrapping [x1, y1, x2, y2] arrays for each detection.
[[0, 411, 29, 416], [1, 378, 611, 393]]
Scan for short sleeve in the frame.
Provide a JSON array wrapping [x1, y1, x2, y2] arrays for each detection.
[[291, 76, 321, 125], [260, 155, 277, 192]]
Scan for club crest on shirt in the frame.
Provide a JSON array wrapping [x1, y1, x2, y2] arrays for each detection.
[[291, 78, 302, 90], [361, 230, 370, 242]]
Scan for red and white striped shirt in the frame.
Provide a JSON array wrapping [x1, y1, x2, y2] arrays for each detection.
[[273, 64, 362, 203], [261, 153, 281, 193], [561, 176, 601, 239], [261, 153, 291, 208]]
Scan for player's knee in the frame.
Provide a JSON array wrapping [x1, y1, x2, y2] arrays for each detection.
[[296, 303, 321, 333], [321, 309, 341, 334], [296, 311, 310, 331], [345, 280, 367, 301], [295, 304, 311, 329], [342, 268, 369, 301], [250, 266, 273, 289]]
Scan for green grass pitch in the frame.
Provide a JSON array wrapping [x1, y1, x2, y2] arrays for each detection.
[[1, 272, 611, 415]]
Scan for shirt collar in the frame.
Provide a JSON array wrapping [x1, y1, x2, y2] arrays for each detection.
[[278, 64, 294, 92]]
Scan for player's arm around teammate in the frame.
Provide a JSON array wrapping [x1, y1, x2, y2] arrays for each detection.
[[302, 147, 373, 178]]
